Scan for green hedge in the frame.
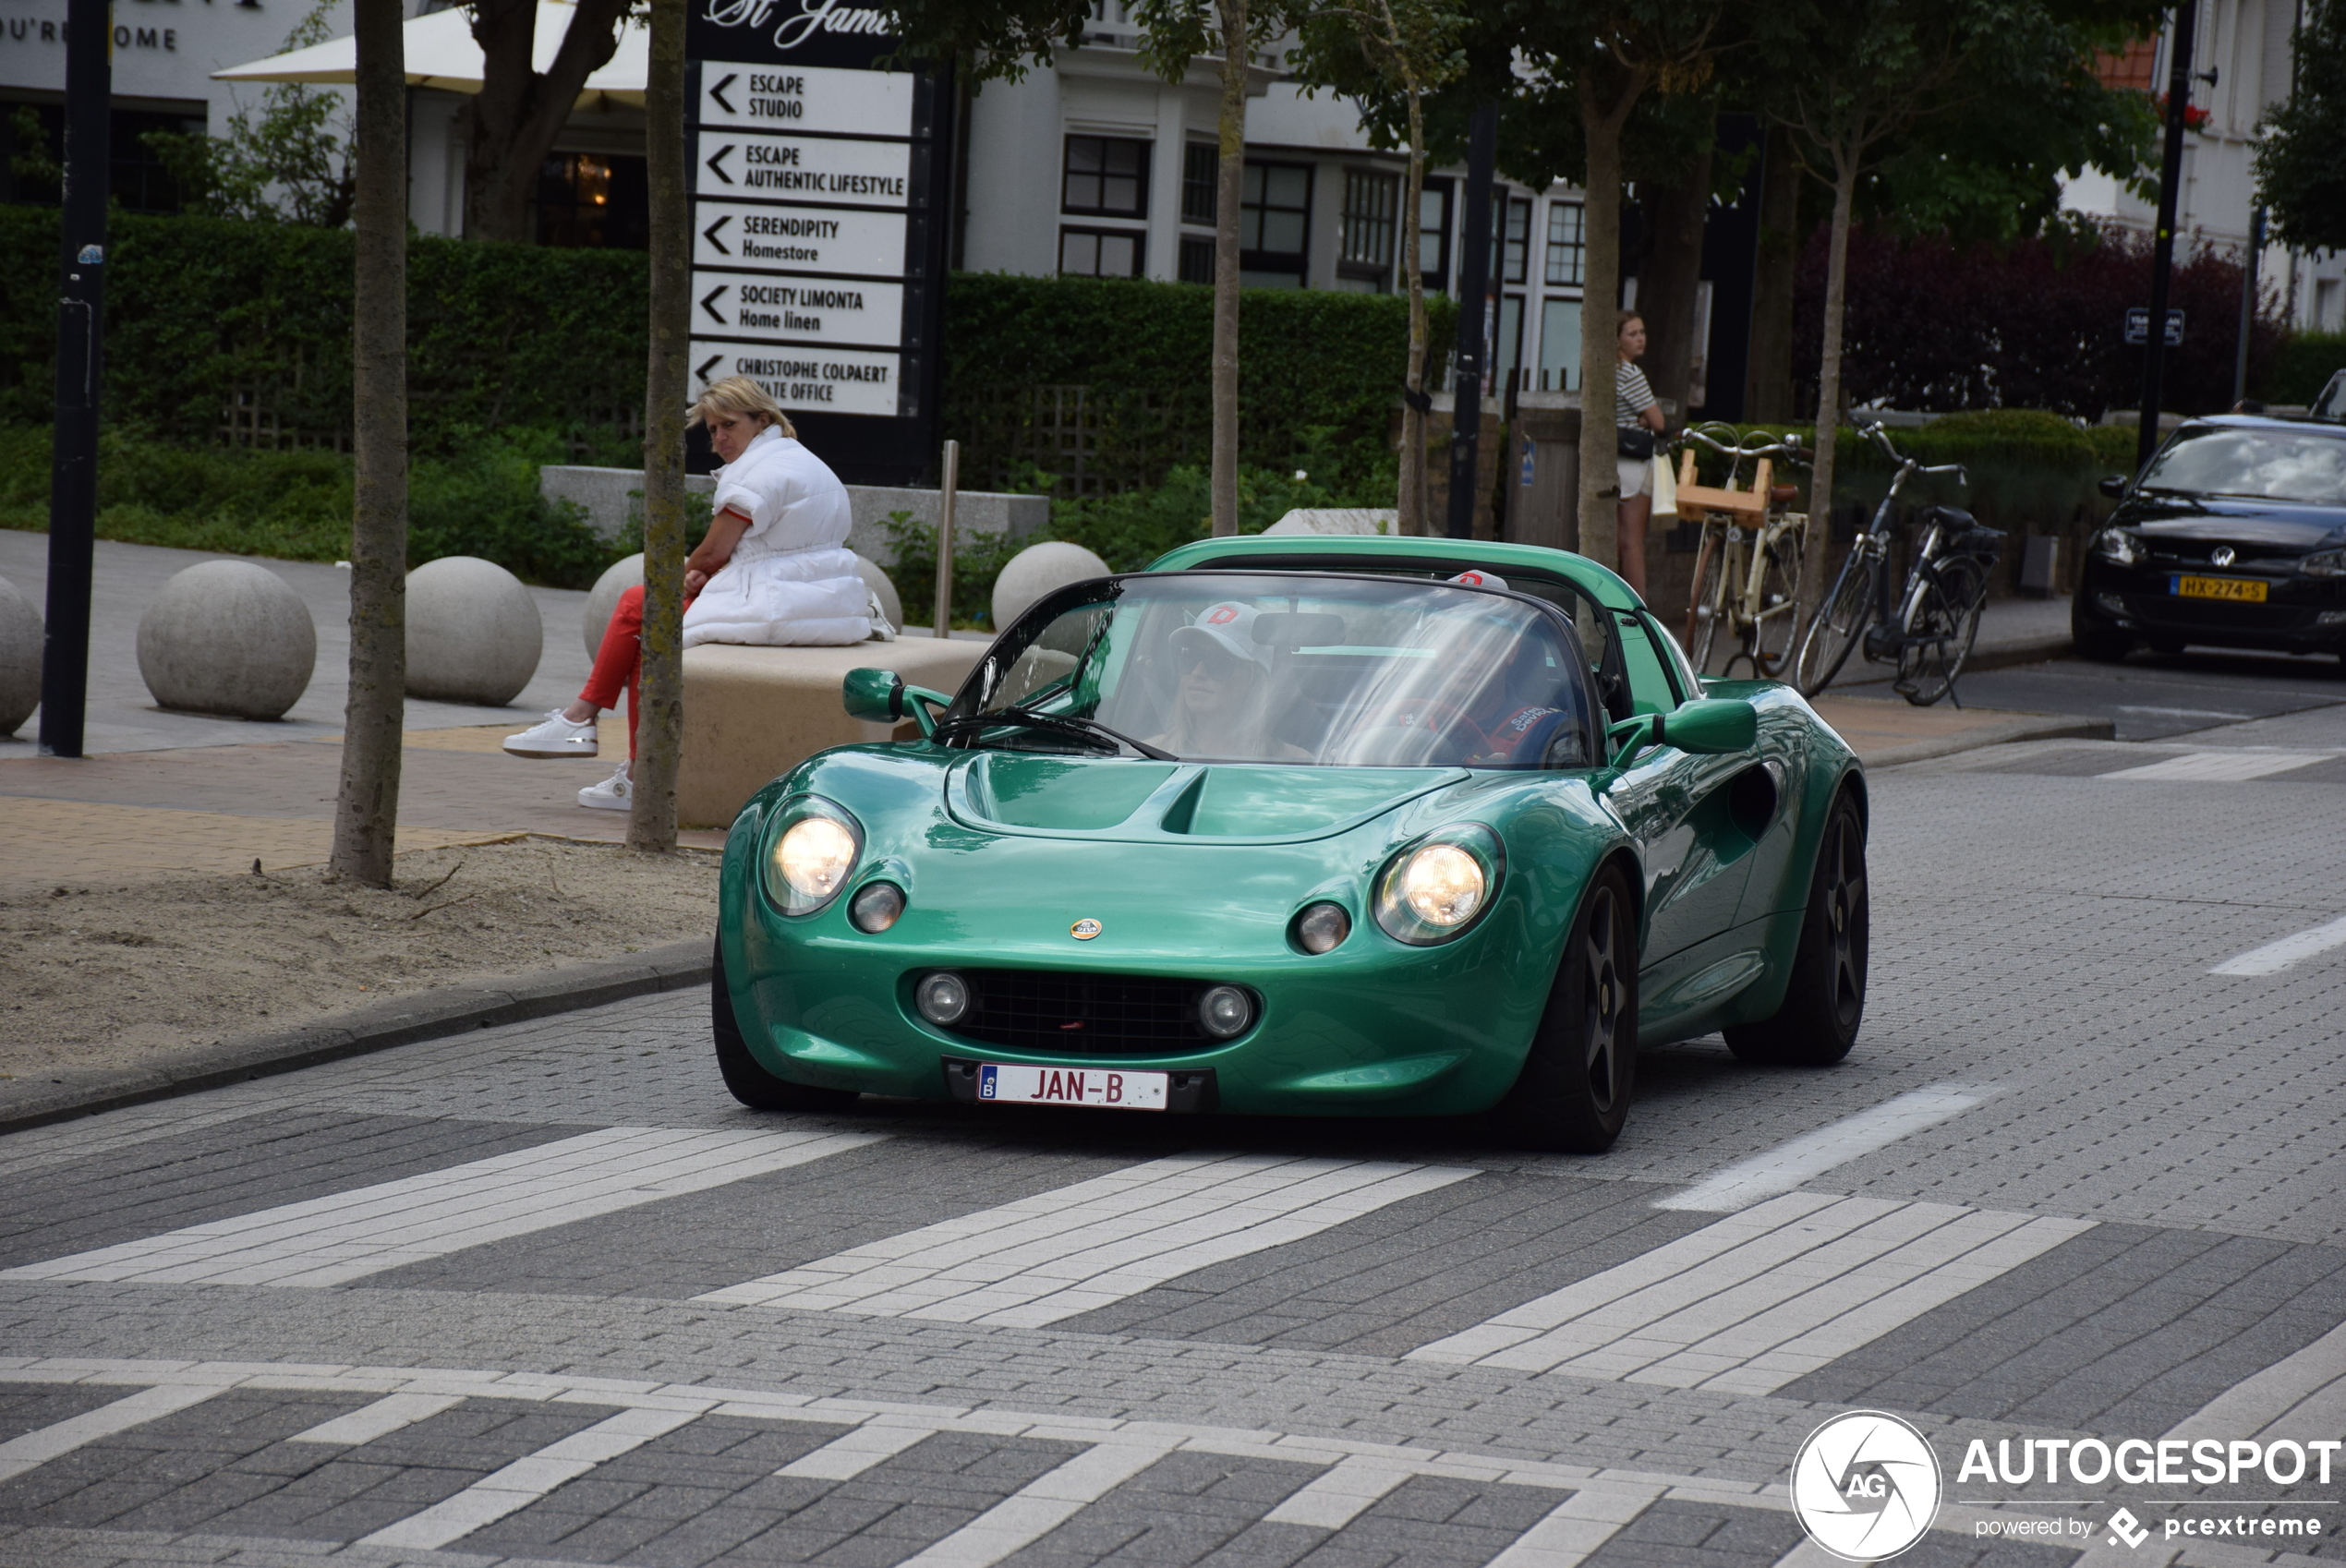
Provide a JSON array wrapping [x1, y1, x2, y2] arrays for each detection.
[[0, 206, 650, 452], [2267, 332, 2346, 407]]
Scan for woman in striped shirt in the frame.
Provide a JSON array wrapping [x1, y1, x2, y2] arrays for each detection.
[[1614, 310, 1667, 595]]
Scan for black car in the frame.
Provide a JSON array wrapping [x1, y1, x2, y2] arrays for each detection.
[[2073, 415, 2346, 664]]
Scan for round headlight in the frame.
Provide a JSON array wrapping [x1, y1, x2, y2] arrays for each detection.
[[1294, 902, 1350, 955], [1397, 843, 1485, 926], [775, 815, 857, 906], [916, 971, 970, 1026], [1374, 825, 1503, 946], [849, 881, 905, 933], [1198, 983, 1253, 1039]]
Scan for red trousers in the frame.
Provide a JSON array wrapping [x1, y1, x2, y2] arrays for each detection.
[[580, 583, 697, 761]]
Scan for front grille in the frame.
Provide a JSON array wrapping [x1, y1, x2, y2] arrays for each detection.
[[937, 970, 1228, 1055], [2132, 595, 2310, 632]]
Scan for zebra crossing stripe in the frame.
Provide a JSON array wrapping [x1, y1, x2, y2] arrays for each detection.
[[0, 1383, 226, 1483], [287, 1392, 466, 1445], [2209, 912, 2346, 976], [1262, 1454, 1419, 1528], [696, 1152, 1476, 1327], [357, 1405, 707, 1550], [1485, 1481, 1668, 1568], [895, 1441, 1176, 1567], [2097, 751, 2328, 783], [0, 1127, 883, 1288], [2163, 1318, 2346, 1442], [1408, 1193, 2091, 1394], [777, 1420, 937, 1479]]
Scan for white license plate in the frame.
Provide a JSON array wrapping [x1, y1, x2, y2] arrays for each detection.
[[977, 1062, 1167, 1111]]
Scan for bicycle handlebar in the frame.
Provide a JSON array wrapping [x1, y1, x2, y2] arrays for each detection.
[[1862, 422, 1967, 488], [1674, 426, 1810, 465]]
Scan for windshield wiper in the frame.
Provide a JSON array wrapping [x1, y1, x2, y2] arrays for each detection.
[[935, 706, 1177, 761]]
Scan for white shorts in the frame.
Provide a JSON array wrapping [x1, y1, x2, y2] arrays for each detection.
[[1617, 454, 1652, 499]]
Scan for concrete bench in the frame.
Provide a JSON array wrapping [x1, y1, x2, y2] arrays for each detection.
[[680, 638, 989, 829]]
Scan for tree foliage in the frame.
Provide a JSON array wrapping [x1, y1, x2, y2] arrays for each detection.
[[139, 2, 357, 228], [2255, 0, 2346, 252], [872, 0, 1089, 82]]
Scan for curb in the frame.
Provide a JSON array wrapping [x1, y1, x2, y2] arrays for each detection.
[[1961, 633, 2074, 673], [0, 937, 712, 1140], [1862, 711, 2115, 769]]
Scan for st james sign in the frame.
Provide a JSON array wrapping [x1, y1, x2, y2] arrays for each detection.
[[685, 0, 951, 485]]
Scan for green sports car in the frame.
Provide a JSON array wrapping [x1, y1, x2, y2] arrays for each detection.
[[712, 534, 1867, 1152]]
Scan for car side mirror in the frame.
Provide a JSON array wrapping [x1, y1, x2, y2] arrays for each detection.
[[1606, 698, 1757, 768], [842, 668, 904, 723], [2098, 476, 2128, 500]]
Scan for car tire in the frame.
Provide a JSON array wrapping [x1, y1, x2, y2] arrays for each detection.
[[2071, 603, 2133, 663], [1492, 862, 1638, 1153], [1724, 790, 1867, 1067], [711, 939, 860, 1113]]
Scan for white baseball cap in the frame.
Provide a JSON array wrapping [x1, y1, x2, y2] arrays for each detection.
[[1170, 601, 1266, 669], [1447, 569, 1511, 592]]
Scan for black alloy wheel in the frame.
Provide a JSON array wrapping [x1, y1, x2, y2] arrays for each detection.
[[1493, 862, 1638, 1152], [1726, 790, 1867, 1067], [711, 939, 860, 1112]]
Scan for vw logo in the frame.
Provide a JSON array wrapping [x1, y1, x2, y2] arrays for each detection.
[[1789, 1411, 1942, 1561], [2211, 546, 2236, 567]]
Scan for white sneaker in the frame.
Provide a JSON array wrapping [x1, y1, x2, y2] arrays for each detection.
[[578, 763, 632, 812], [504, 710, 599, 759], [865, 588, 898, 642]]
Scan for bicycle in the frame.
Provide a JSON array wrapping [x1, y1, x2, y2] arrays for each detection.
[[1791, 423, 2004, 707], [1675, 425, 1811, 679]]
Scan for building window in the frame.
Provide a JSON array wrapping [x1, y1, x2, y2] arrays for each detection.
[[1338, 168, 1398, 286], [1179, 235, 1215, 284], [1182, 142, 1217, 225], [1544, 201, 1584, 288], [1418, 178, 1453, 295], [1493, 195, 1530, 286], [1240, 162, 1312, 286], [1538, 297, 1582, 392], [538, 152, 648, 248], [1060, 227, 1145, 277], [1063, 135, 1149, 218]]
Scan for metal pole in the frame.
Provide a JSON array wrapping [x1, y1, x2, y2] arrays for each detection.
[[39, 0, 111, 758], [2233, 204, 2264, 408], [1445, 103, 1497, 541], [2135, 0, 2197, 475], [932, 438, 958, 637]]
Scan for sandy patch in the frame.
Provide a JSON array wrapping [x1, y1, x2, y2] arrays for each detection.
[[0, 838, 722, 1079]]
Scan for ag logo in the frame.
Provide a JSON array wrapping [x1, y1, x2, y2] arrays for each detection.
[[1790, 1411, 1942, 1562]]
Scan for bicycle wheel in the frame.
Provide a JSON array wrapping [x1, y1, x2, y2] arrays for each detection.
[[1747, 524, 1805, 678], [1793, 542, 1874, 697], [1893, 558, 1985, 706], [1686, 535, 1728, 675]]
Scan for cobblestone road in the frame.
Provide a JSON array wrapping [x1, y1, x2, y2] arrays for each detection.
[[3, 711, 2343, 1568]]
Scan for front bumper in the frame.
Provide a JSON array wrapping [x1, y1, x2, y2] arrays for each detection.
[[2075, 559, 2346, 653]]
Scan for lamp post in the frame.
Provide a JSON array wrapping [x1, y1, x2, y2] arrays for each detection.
[[39, 0, 111, 758], [2134, 0, 2198, 475]]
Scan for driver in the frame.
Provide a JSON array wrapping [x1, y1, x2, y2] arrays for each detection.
[[1445, 570, 1583, 767], [1149, 601, 1303, 759]]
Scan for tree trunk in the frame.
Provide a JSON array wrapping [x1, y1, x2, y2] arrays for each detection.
[[1799, 154, 1860, 613], [329, 0, 406, 888], [629, 0, 687, 851], [1575, 68, 1641, 575], [1636, 141, 1711, 417], [1210, 0, 1247, 537], [464, 0, 634, 242], [1398, 77, 1428, 537], [1742, 126, 1798, 424]]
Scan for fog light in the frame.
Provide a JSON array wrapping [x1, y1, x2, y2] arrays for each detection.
[[1198, 984, 1253, 1039], [849, 882, 905, 933], [2094, 592, 2127, 617], [1294, 902, 1350, 954], [916, 971, 970, 1026], [2317, 609, 2346, 626]]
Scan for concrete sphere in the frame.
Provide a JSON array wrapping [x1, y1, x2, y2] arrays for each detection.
[[583, 552, 644, 658], [0, 574, 41, 736], [136, 560, 317, 721], [406, 556, 542, 706], [854, 553, 902, 632], [993, 541, 1111, 632]]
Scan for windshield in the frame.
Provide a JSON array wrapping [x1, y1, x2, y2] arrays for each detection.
[[2140, 427, 2346, 503], [947, 572, 1604, 770]]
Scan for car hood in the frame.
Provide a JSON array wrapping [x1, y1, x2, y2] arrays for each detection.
[[946, 752, 1473, 844], [2118, 493, 2346, 552]]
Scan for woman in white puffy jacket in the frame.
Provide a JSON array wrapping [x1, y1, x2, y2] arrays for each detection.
[[502, 377, 885, 811]]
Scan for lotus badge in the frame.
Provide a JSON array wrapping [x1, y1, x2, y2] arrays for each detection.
[[1070, 919, 1103, 940]]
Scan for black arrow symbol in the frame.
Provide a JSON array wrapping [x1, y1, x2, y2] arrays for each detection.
[[705, 143, 734, 186], [694, 354, 721, 385], [701, 213, 732, 255], [708, 72, 736, 115], [699, 283, 729, 325]]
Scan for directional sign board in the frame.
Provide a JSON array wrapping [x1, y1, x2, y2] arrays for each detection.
[[686, 1, 950, 484], [2124, 308, 2185, 347]]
